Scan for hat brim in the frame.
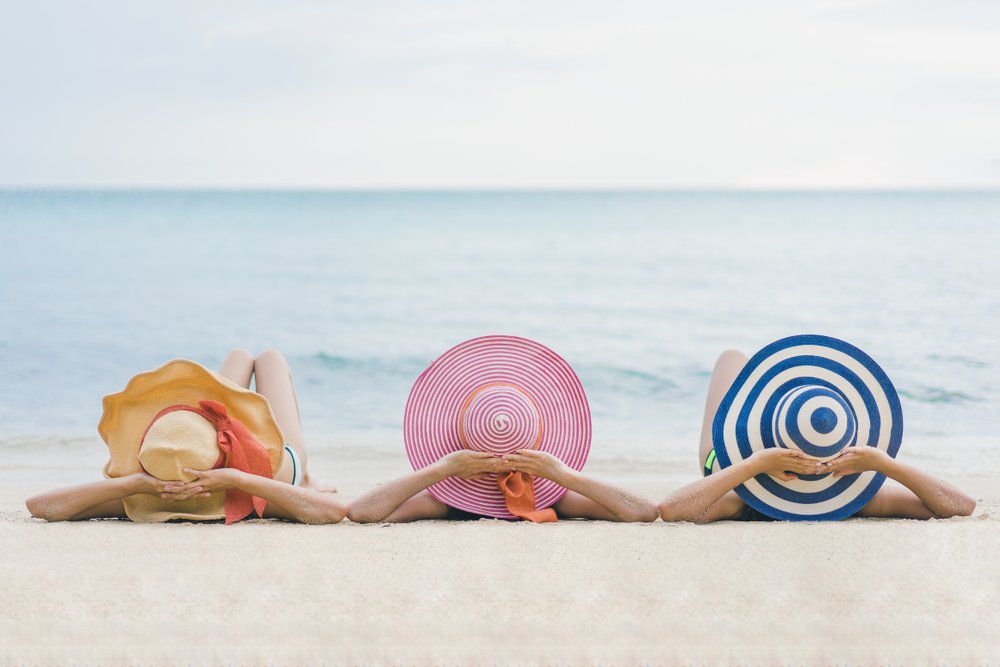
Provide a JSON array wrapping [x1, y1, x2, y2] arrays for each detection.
[[404, 336, 592, 519], [712, 334, 903, 521], [99, 359, 285, 522]]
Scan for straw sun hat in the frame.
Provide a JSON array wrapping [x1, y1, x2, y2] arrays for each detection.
[[713, 334, 903, 521], [404, 335, 592, 519], [100, 359, 285, 523]]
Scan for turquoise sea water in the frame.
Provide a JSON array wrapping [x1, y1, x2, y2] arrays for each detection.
[[1, 191, 998, 477]]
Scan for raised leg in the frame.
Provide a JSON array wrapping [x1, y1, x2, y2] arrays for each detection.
[[698, 350, 749, 475], [253, 349, 318, 488], [218, 348, 255, 389]]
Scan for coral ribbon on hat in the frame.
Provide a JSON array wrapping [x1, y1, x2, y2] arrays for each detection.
[[497, 471, 557, 523], [197, 400, 274, 524]]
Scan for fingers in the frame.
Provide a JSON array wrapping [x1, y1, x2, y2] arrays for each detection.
[[776, 472, 798, 481]]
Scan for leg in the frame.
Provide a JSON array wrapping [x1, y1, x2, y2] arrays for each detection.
[[253, 349, 319, 487], [218, 348, 254, 388], [698, 349, 749, 475]]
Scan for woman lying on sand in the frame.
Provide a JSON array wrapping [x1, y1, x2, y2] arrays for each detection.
[[27, 349, 348, 524], [658, 341, 976, 523], [346, 449, 657, 523], [346, 335, 658, 524]]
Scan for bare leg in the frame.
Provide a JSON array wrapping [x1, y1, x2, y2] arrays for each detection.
[[252, 349, 326, 489], [218, 348, 254, 388], [698, 349, 749, 475]]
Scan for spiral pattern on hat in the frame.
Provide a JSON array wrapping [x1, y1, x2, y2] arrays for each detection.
[[404, 336, 591, 519], [712, 334, 903, 521], [459, 383, 543, 455]]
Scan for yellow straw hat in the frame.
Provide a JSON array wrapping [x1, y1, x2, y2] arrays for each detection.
[[100, 359, 285, 522]]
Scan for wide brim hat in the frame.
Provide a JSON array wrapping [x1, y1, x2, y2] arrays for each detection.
[[100, 359, 285, 522], [404, 335, 592, 518], [713, 334, 903, 521]]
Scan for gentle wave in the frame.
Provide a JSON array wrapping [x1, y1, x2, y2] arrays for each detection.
[[898, 388, 979, 404]]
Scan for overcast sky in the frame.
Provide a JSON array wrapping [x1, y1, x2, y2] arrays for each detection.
[[1, 0, 998, 188]]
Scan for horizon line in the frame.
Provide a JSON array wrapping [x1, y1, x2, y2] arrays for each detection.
[[2, 185, 999, 194]]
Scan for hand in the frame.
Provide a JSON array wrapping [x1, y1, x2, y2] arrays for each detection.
[[157, 467, 241, 502], [439, 451, 511, 480], [503, 450, 568, 482], [821, 447, 891, 477], [749, 448, 823, 481], [123, 472, 188, 497]]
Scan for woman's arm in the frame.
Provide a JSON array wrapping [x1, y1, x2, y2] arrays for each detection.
[[658, 448, 823, 523], [504, 450, 658, 522], [824, 448, 976, 519], [173, 467, 348, 524], [25, 473, 182, 521], [346, 451, 508, 523]]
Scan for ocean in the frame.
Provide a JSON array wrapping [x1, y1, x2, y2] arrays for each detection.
[[1, 190, 998, 480]]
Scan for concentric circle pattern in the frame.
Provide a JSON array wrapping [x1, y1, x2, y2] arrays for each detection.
[[712, 334, 903, 521], [771, 385, 857, 461], [405, 336, 591, 519], [459, 383, 543, 455]]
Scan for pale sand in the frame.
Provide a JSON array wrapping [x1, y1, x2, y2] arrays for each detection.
[[2, 470, 999, 666]]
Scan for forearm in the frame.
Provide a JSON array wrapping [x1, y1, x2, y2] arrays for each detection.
[[26, 477, 136, 521], [347, 463, 449, 523], [881, 459, 976, 518], [658, 460, 758, 523], [555, 469, 657, 522], [232, 473, 346, 524]]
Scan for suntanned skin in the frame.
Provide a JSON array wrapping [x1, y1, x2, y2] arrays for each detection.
[[347, 449, 659, 523], [26, 349, 348, 524], [657, 350, 977, 523]]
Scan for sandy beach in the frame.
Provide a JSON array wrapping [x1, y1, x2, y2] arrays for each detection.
[[3, 465, 998, 666]]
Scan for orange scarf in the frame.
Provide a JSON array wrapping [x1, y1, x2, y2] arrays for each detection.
[[196, 400, 273, 524], [497, 471, 557, 522]]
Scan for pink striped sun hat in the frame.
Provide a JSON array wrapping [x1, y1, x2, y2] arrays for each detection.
[[404, 335, 592, 518]]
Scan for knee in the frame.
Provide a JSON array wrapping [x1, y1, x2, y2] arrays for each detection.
[[255, 349, 290, 373], [715, 349, 748, 368], [226, 348, 254, 365]]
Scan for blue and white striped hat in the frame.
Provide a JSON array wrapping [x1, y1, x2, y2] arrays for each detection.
[[712, 334, 903, 521]]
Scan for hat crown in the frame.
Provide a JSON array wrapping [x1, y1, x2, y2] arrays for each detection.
[[459, 382, 543, 455], [771, 384, 857, 462], [138, 409, 221, 481]]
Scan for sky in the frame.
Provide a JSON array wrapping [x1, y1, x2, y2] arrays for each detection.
[[1, 0, 998, 189]]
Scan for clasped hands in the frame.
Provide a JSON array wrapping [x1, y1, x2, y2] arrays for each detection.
[[750, 446, 892, 480]]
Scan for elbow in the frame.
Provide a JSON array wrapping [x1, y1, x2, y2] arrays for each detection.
[[629, 502, 660, 523], [657, 500, 706, 524], [948, 495, 977, 518], [657, 500, 682, 523], [325, 505, 348, 524], [299, 501, 348, 525], [25, 495, 60, 522], [932, 494, 977, 519], [345, 504, 382, 524]]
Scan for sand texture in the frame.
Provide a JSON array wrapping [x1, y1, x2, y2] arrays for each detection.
[[2, 477, 999, 666]]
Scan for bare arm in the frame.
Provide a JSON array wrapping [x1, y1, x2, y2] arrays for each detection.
[[26, 473, 180, 521], [505, 450, 658, 522], [347, 451, 509, 523], [658, 449, 823, 523], [825, 449, 976, 519], [173, 467, 347, 524]]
